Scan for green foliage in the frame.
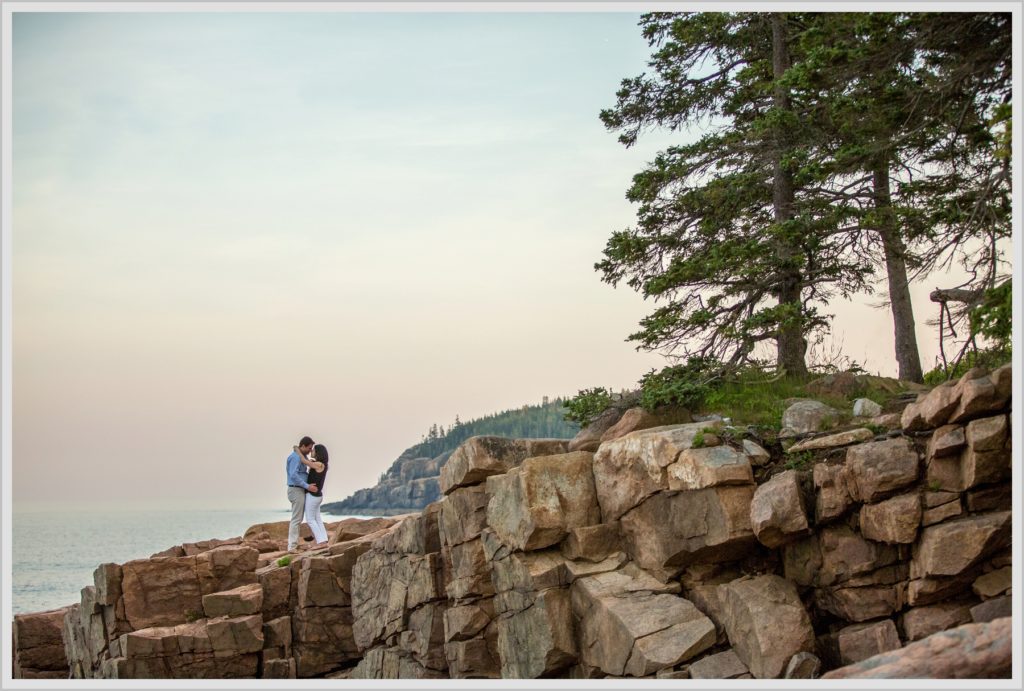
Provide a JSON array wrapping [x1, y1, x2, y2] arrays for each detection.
[[922, 346, 1012, 385], [638, 357, 724, 412], [276, 556, 292, 567], [699, 367, 812, 428], [563, 388, 615, 427], [784, 451, 813, 471], [184, 608, 202, 623], [970, 280, 1012, 349], [691, 430, 706, 449]]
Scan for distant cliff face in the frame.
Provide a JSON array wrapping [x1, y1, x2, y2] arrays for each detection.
[[322, 399, 580, 515], [321, 450, 450, 515]]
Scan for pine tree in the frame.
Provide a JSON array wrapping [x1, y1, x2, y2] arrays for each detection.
[[790, 12, 1011, 377], [599, 12, 873, 373]]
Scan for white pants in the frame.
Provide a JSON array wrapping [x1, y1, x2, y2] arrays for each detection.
[[304, 493, 328, 544]]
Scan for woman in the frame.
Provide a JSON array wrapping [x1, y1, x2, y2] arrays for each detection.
[[303, 443, 330, 546]]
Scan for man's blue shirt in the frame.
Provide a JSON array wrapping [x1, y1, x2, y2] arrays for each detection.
[[286, 451, 309, 489]]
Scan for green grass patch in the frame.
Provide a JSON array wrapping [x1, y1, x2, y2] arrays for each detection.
[[276, 555, 292, 567], [699, 371, 817, 428]]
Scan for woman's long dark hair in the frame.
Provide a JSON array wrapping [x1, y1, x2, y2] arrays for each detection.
[[313, 443, 329, 468]]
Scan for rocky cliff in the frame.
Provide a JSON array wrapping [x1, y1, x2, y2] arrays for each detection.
[[12, 364, 1013, 680], [322, 449, 449, 516]]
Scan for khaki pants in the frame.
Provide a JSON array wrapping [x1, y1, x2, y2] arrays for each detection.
[[287, 486, 306, 550]]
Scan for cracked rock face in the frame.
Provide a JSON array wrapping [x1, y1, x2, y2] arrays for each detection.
[[591, 422, 719, 521], [485, 451, 601, 552], [717, 574, 815, 679], [571, 565, 714, 677]]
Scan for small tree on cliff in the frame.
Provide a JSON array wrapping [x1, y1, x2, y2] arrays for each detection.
[[599, 12, 872, 374]]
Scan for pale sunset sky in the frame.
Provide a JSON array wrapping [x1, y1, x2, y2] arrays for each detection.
[[10, 10, 981, 512]]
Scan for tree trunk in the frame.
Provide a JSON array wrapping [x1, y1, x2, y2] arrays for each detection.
[[872, 161, 924, 383], [771, 13, 808, 377]]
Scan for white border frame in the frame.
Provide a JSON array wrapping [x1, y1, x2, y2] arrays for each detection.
[[1, 2, 1021, 689]]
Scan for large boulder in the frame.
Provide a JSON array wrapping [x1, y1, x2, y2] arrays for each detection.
[[592, 422, 718, 521], [779, 400, 842, 437], [121, 556, 205, 630], [291, 605, 359, 677], [948, 365, 1011, 424], [688, 649, 750, 679], [901, 380, 960, 431], [195, 546, 258, 596], [812, 463, 854, 523], [560, 523, 621, 563], [911, 512, 1011, 578], [109, 615, 263, 679], [485, 451, 600, 551], [822, 617, 1011, 678], [569, 406, 625, 452], [620, 486, 755, 582], [485, 545, 576, 678], [899, 601, 973, 642], [859, 492, 921, 544], [201, 583, 263, 618], [667, 445, 753, 490], [571, 566, 715, 677], [901, 364, 1010, 432], [832, 619, 902, 665], [495, 588, 576, 678], [13, 607, 70, 677], [749, 470, 810, 548], [844, 437, 919, 502], [93, 563, 123, 606], [444, 538, 495, 601], [816, 525, 902, 587], [717, 575, 815, 679], [960, 414, 1010, 489], [439, 437, 569, 494], [397, 602, 448, 672], [600, 406, 692, 443], [439, 485, 491, 548], [349, 508, 446, 659]]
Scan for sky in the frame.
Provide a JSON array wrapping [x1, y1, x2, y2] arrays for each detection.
[[10, 10, 984, 512]]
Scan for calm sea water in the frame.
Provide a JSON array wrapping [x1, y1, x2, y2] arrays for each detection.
[[11, 508, 368, 616]]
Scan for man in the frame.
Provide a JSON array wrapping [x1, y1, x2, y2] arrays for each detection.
[[286, 436, 318, 552]]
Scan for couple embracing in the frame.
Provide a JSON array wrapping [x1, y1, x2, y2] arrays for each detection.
[[285, 436, 330, 552]]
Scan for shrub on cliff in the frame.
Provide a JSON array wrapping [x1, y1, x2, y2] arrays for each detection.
[[563, 387, 614, 427], [637, 356, 724, 412]]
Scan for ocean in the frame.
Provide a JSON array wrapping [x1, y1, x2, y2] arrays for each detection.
[[10, 508, 369, 616]]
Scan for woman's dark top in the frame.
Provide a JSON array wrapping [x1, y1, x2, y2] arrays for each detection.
[[307, 462, 327, 498]]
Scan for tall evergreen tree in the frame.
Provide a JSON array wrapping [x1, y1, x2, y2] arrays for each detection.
[[791, 12, 1011, 376], [789, 12, 926, 381], [599, 13, 872, 373]]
